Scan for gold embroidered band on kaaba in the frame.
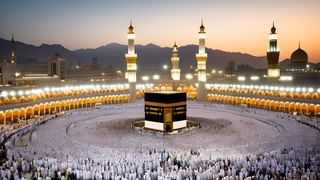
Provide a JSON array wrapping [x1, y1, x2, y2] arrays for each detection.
[[145, 101, 186, 107]]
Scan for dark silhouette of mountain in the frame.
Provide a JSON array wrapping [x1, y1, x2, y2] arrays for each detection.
[[279, 59, 291, 71], [74, 43, 268, 71], [0, 37, 268, 71], [0, 38, 85, 65]]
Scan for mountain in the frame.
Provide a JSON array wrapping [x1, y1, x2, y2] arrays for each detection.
[[74, 43, 268, 71], [0, 38, 85, 65], [0, 37, 268, 71], [279, 59, 291, 71]]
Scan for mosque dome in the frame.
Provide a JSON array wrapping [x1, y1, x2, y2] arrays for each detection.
[[55, 52, 60, 58], [291, 47, 308, 63]]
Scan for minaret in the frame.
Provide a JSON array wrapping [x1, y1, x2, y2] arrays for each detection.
[[267, 22, 280, 84], [11, 33, 16, 64], [196, 19, 207, 101], [171, 42, 180, 82], [125, 21, 137, 102]]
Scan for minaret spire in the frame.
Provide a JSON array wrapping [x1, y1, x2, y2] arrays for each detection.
[[299, 41, 300, 48], [12, 33, 14, 40]]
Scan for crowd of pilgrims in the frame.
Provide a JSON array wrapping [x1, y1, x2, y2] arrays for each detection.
[[0, 147, 319, 180], [0, 101, 319, 179]]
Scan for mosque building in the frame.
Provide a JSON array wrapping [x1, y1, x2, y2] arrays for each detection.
[[286, 43, 313, 71]]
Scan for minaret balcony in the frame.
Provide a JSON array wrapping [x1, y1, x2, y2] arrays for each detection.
[[125, 54, 137, 58], [196, 53, 207, 57]]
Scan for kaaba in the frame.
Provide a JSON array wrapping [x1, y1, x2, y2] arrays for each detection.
[[144, 91, 187, 132]]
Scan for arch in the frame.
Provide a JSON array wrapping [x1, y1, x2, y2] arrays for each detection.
[[269, 91, 274, 96], [19, 96, 26, 103], [275, 92, 281, 97], [65, 100, 70, 110], [308, 104, 315, 116], [289, 102, 295, 113], [284, 102, 290, 113], [57, 92, 63, 97], [34, 105, 40, 116], [56, 101, 61, 112], [275, 101, 280, 111], [10, 97, 17, 104], [19, 108, 26, 120], [119, 95, 124, 103], [61, 101, 66, 111], [279, 102, 285, 112], [287, 92, 294, 98], [281, 92, 287, 98], [50, 102, 56, 113], [311, 93, 319, 100], [0, 113, 5, 125], [44, 103, 50, 114], [70, 100, 75, 109], [26, 106, 33, 120], [295, 103, 302, 114], [300, 93, 306, 99], [104, 96, 109, 104], [315, 105, 320, 116], [305, 93, 311, 99], [51, 92, 57, 97], [12, 109, 20, 123], [74, 90, 80, 95], [251, 98, 256, 108], [68, 91, 74, 96], [265, 100, 271, 110], [255, 99, 261, 108], [86, 98, 91, 107], [5, 110, 13, 124], [39, 104, 45, 115], [294, 92, 300, 98], [270, 101, 276, 111], [46, 92, 51, 98], [3, 98, 10, 105], [246, 98, 252, 107], [260, 99, 266, 109], [301, 103, 308, 115]]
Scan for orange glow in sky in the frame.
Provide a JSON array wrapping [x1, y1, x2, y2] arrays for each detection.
[[0, 0, 319, 62]]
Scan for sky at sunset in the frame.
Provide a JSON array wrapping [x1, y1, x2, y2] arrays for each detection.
[[0, 0, 319, 63]]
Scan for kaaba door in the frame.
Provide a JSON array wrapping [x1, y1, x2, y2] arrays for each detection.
[[163, 108, 173, 132]]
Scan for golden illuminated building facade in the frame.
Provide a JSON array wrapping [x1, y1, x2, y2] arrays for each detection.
[[125, 21, 137, 102], [196, 20, 207, 101], [267, 22, 280, 84]]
